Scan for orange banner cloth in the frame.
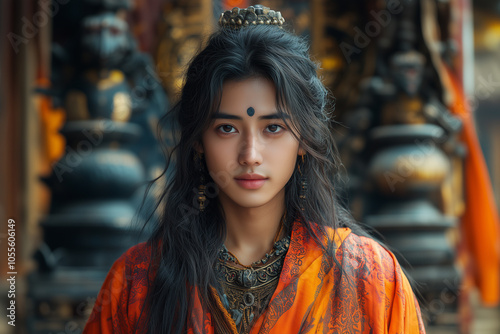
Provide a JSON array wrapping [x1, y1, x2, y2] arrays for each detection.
[[37, 78, 66, 170], [83, 222, 425, 333], [446, 67, 500, 306]]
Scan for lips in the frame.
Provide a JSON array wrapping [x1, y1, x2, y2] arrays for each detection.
[[235, 173, 267, 180], [234, 173, 268, 189]]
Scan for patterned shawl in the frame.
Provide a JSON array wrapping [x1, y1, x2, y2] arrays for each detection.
[[84, 222, 425, 333]]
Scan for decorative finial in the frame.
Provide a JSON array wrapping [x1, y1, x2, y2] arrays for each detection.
[[218, 5, 285, 29]]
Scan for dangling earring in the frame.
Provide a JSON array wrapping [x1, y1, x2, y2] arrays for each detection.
[[195, 152, 207, 211], [298, 155, 307, 211]]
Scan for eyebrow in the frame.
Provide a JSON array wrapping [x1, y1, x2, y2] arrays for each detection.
[[213, 112, 290, 120]]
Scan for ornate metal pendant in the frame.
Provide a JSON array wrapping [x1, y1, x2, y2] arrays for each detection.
[[215, 235, 290, 334]]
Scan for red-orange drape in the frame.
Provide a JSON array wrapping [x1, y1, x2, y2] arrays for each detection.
[[83, 222, 425, 333], [446, 66, 500, 306]]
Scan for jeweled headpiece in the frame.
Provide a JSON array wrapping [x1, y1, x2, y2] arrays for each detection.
[[218, 5, 285, 29]]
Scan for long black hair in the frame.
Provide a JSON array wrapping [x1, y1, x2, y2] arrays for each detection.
[[139, 24, 370, 334]]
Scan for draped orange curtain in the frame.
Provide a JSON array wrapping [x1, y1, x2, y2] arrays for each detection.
[[446, 66, 500, 306]]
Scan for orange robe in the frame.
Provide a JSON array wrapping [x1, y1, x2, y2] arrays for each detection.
[[83, 222, 425, 333]]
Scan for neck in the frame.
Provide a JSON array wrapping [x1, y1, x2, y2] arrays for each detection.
[[219, 192, 286, 266]]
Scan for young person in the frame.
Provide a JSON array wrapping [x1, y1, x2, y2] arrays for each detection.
[[83, 5, 425, 334]]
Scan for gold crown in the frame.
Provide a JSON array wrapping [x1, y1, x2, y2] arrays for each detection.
[[218, 5, 285, 29]]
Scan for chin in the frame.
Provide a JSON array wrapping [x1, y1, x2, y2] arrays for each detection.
[[221, 191, 271, 209], [230, 197, 270, 209], [242, 202, 270, 209]]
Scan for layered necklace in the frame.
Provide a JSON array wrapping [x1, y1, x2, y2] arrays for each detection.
[[215, 213, 291, 334]]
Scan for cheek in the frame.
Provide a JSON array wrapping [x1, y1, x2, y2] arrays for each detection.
[[266, 142, 299, 172], [205, 149, 226, 173], [284, 154, 299, 177], [204, 144, 237, 188]]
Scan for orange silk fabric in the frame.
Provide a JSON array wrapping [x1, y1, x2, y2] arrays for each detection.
[[446, 67, 500, 306], [83, 223, 425, 333]]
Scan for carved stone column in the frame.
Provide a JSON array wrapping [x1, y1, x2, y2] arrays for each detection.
[[28, 0, 168, 332], [312, 0, 466, 330]]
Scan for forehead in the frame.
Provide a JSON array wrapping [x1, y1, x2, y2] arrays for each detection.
[[218, 77, 277, 115]]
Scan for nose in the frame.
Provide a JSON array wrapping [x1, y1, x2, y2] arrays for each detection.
[[238, 133, 263, 166]]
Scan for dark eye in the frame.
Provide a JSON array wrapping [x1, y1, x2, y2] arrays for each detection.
[[218, 125, 236, 134], [267, 124, 284, 133]]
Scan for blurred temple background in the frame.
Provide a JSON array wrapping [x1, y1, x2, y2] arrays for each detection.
[[1, 0, 500, 333]]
